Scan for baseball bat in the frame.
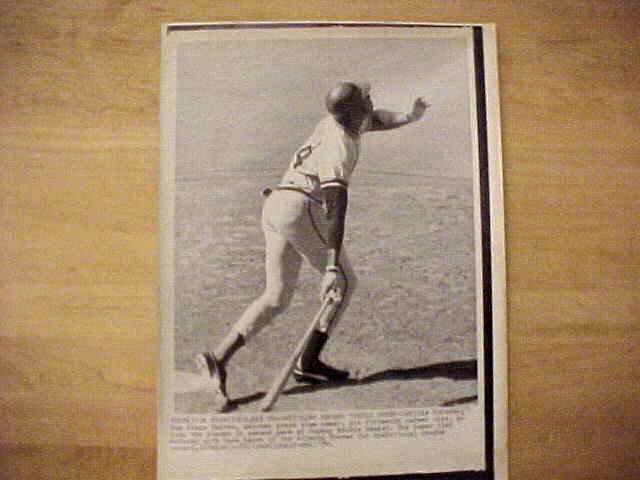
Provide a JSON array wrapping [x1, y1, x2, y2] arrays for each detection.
[[259, 291, 338, 412]]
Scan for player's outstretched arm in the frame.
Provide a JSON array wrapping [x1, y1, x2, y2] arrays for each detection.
[[368, 97, 430, 131]]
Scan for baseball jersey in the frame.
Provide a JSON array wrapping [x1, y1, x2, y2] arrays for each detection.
[[279, 115, 369, 200]]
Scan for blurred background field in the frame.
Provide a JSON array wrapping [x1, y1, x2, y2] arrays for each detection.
[[174, 167, 478, 412]]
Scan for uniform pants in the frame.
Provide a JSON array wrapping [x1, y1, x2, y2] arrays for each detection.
[[231, 189, 357, 340]]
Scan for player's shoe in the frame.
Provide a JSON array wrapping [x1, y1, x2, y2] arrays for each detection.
[[195, 352, 230, 412], [293, 359, 350, 384]]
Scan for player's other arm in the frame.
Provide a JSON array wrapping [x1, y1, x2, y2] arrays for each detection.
[[320, 184, 348, 300], [323, 184, 348, 269], [368, 97, 430, 131]]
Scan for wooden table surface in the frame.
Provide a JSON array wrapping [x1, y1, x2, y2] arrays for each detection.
[[1, 2, 638, 479]]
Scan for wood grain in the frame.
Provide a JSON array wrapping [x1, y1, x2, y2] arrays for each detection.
[[1, 1, 639, 479]]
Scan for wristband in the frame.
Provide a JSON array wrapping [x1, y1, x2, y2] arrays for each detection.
[[325, 266, 340, 273]]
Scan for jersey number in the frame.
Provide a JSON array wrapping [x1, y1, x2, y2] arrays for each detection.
[[292, 144, 314, 169]]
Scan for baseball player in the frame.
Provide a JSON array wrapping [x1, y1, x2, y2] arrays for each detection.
[[196, 82, 429, 411]]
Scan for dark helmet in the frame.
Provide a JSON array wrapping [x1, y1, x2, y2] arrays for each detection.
[[325, 82, 371, 116]]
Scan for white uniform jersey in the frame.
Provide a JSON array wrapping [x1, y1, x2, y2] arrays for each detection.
[[279, 115, 369, 200]]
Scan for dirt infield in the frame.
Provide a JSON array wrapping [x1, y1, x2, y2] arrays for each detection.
[[174, 169, 478, 413]]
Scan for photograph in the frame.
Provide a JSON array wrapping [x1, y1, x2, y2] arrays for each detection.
[[159, 23, 506, 480]]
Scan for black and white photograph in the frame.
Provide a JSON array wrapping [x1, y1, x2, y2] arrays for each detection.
[[159, 22, 506, 480]]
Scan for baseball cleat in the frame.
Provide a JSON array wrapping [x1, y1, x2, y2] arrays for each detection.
[[195, 352, 230, 412], [293, 360, 350, 384]]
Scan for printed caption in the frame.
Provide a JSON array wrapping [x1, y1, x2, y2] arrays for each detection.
[[169, 408, 467, 451]]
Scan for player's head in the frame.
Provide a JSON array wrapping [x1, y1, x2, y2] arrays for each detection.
[[325, 82, 373, 119]]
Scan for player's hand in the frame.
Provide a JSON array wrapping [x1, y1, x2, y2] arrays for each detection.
[[409, 97, 430, 122], [320, 270, 344, 303]]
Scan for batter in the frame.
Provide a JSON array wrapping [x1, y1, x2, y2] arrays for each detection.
[[196, 82, 429, 411]]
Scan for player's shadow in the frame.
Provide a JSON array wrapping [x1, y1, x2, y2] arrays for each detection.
[[232, 359, 477, 408], [284, 359, 478, 396]]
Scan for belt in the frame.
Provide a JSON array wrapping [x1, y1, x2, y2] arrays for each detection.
[[273, 185, 323, 205]]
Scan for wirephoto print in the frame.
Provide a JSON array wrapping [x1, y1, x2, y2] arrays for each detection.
[[159, 23, 507, 480]]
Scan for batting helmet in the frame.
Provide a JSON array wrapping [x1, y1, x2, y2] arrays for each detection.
[[325, 82, 371, 116]]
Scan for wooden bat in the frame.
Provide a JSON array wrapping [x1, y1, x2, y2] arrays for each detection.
[[259, 291, 339, 412]]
